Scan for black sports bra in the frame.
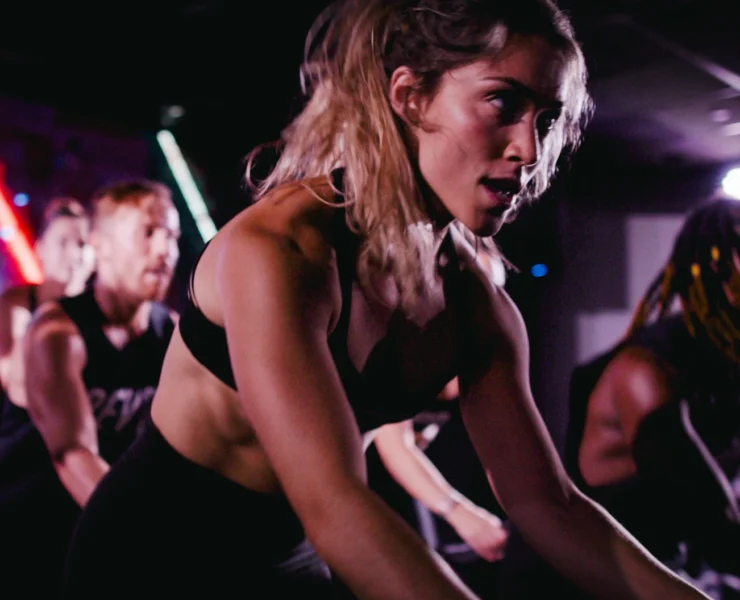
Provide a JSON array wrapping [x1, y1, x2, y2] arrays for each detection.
[[178, 202, 358, 392], [178, 174, 461, 433]]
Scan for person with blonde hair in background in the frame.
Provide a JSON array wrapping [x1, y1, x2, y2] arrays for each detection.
[[0, 181, 179, 598], [0, 197, 91, 412]]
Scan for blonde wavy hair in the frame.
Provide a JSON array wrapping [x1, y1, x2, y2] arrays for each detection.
[[248, 0, 592, 315], [38, 197, 88, 239]]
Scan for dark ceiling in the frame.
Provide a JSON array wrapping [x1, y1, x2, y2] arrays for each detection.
[[0, 0, 738, 217]]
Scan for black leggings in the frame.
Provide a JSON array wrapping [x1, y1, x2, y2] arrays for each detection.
[[63, 420, 334, 598]]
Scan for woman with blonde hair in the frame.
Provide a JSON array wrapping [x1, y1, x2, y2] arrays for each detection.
[[0, 197, 90, 411], [0, 196, 90, 597], [65, 1, 709, 598]]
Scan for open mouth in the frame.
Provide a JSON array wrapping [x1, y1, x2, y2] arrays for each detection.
[[482, 177, 521, 214], [145, 267, 169, 278]]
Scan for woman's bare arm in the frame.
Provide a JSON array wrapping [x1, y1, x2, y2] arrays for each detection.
[[458, 275, 709, 600], [217, 223, 478, 600]]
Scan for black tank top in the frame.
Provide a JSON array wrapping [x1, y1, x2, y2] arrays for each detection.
[[178, 177, 460, 433], [0, 289, 174, 491], [58, 289, 175, 461], [565, 315, 740, 560], [566, 315, 739, 477]]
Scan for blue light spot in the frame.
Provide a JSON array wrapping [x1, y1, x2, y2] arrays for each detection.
[[531, 263, 548, 278], [13, 193, 29, 207], [0, 226, 15, 241]]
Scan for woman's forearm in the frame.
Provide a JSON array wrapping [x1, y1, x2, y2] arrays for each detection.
[[305, 480, 479, 600], [509, 487, 709, 600]]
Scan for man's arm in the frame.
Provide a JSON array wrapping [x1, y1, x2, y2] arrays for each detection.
[[23, 302, 109, 506], [610, 348, 740, 566]]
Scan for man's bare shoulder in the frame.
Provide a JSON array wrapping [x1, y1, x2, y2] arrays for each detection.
[[594, 344, 676, 416], [26, 301, 80, 343]]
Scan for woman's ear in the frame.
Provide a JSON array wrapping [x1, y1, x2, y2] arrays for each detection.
[[388, 66, 423, 125]]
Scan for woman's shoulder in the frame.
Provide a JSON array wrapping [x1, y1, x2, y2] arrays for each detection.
[[229, 175, 346, 252], [208, 175, 351, 289], [178, 177, 348, 338]]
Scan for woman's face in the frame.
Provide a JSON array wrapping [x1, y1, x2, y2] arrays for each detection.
[[36, 216, 90, 287], [400, 35, 568, 236]]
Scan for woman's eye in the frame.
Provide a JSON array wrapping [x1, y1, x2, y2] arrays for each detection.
[[487, 90, 525, 125], [487, 92, 507, 110], [541, 110, 560, 130]]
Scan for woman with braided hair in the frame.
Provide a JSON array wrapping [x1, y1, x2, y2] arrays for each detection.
[[575, 194, 740, 599]]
